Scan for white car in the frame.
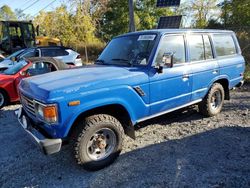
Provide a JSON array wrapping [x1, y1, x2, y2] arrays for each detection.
[[0, 46, 82, 71]]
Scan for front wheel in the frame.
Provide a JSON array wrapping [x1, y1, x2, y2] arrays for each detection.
[[74, 114, 124, 171], [0, 90, 7, 109], [198, 83, 225, 117]]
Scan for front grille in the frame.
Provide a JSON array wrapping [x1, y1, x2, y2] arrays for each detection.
[[20, 94, 36, 116]]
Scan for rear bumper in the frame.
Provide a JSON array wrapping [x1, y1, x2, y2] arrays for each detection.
[[16, 107, 62, 155], [235, 80, 244, 88]]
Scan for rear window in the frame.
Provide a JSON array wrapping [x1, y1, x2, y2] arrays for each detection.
[[42, 49, 69, 57], [213, 34, 237, 57]]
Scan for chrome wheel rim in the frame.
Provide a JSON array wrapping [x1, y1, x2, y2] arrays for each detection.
[[0, 92, 4, 107], [86, 128, 116, 161], [210, 90, 222, 110]]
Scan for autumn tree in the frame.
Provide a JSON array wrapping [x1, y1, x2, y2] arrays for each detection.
[[0, 5, 16, 20], [186, 0, 219, 28], [100, 0, 173, 41]]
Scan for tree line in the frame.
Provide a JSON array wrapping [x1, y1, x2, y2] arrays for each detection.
[[0, 0, 249, 61]]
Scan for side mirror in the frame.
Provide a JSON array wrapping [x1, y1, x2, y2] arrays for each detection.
[[10, 57, 16, 62], [20, 70, 28, 76], [154, 52, 174, 73], [162, 52, 174, 68]]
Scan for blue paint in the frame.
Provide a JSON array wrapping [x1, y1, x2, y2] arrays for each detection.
[[19, 29, 245, 139]]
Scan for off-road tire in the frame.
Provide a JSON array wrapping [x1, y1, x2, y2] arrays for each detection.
[[198, 83, 225, 117], [0, 90, 8, 109], [74, 114, 124, 171]]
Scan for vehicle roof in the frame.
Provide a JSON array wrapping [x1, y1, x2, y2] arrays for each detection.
[[118, 29, 234, 37], [24, 46, 71, 50]]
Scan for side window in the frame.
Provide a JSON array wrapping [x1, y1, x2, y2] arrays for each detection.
[[156, 35, 185, 64], [213, 34, 237, 57], [27, 61, 56, 76], [203, 35, 213, 59], [186, 34, 205, 62], [20, 50, 35, 58], [42, 49, 69, 57], [41, 49, 54, 57], [57, 49, 69, 56]]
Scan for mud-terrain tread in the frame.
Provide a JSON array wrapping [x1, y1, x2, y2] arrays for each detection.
[[199, 83, 225, 117], [74, 114, 124, 171]]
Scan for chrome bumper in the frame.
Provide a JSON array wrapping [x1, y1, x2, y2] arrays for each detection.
[[16, 107, 62, 155]]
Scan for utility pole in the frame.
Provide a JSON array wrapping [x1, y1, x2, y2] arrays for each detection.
[[128, 0, 136, 32]]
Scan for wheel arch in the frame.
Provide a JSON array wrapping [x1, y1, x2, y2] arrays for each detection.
[[208, 76, 230, 100], [67, 104, 135, 140], [214, 78, 230, 100]]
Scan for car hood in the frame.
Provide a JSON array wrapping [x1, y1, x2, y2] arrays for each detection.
[[19, 65, 149, 102]]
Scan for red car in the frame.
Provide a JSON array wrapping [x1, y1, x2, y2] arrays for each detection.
[[0, 57, 69, 109]]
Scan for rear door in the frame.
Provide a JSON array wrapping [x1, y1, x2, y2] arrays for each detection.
[[187, 34, 219, 101], [149, 34, 193, 115]]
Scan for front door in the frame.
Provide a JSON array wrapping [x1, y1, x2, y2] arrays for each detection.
[[149, 34, 192, 115]]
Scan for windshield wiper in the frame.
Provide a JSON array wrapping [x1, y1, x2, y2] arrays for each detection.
[[95, 59, 106, 64], [111, 58, 133, 66]]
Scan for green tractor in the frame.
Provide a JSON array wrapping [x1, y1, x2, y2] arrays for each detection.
[[0, 20, 35, 55]]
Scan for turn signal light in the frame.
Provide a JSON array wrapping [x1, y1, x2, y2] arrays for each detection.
[[44, 106, 58, 123]]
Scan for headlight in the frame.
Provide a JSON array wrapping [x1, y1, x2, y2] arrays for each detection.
[[35, 103, 58, 124], [37, 105, 44, 117]]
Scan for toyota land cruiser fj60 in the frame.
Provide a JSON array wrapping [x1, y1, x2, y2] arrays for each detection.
[[17, 29, 245, 170]]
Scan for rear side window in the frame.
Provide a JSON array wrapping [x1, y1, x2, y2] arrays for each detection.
[[213, 34, 237, 57], [186, 34, 205, 61], [156, 35, 186, 64], [42, 49, 69, 57], [203, 35, 213, 59]]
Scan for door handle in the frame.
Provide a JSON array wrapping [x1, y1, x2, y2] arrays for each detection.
[[182, 74, 190, 79], [212, 70, 219, 74]]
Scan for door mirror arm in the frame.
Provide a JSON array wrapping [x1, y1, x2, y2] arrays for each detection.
[[154, 65, 164, 73], [154, 52, 174, 74]]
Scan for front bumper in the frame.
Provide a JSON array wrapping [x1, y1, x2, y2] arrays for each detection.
[[16, 107, 62, 155]]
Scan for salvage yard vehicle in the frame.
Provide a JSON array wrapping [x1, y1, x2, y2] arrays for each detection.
[[0, 46, 82, 71], [16, 29, 245, 171], [0, 57, 68, 108]]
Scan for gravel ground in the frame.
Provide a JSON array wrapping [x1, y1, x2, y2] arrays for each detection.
[[0, 85, 249, 188]]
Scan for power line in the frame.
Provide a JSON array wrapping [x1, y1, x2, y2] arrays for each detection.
[[32, 0, 57, 17], [22, 0, 40, 12], [21, 0, 35, 7]]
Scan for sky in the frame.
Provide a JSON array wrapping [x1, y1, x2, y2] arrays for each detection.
[[0, 0, 64, 17]]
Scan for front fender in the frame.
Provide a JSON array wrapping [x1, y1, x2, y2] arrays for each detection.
[[57, 85, 149, 138]]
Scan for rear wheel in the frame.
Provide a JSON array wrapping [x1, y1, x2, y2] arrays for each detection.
[[0, 90, 7, 109], [74, 114, 124, 171], [198, 83, 225, 117]]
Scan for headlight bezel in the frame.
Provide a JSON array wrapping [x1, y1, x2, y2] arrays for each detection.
[[34, 101, 58, 124]]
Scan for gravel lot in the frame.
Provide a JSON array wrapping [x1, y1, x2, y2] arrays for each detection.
[[0, 85, 249, 188]]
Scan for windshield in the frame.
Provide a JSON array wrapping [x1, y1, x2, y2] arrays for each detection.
[[3, 60, 28, 75], [7, 49, 25, 59], [97, 34, 157, 66]]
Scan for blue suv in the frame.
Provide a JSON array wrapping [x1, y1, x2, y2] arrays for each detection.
[[17, 29, 245, 170]]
